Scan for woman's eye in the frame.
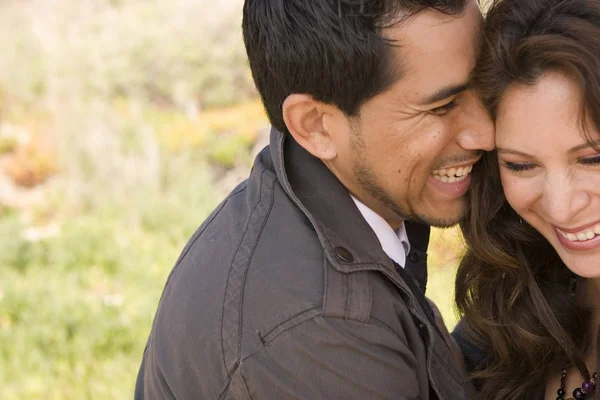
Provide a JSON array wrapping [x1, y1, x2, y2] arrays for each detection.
[[502, 161, 536, 172], [430, 100, 458, 116], [579, 155, 600, 166]]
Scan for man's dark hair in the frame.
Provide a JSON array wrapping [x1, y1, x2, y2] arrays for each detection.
[[242, 0, 468, 133]]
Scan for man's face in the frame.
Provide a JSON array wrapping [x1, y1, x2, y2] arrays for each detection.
[[328, 0, 494, 229]]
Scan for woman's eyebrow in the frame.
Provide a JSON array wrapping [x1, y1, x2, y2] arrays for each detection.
[[496, 147, 532, 157]]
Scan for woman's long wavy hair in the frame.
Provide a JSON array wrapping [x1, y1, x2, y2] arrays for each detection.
[[455, 0, 600, 398]]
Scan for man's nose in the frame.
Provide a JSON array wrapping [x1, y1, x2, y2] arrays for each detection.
[[455, 92, 495, 152]]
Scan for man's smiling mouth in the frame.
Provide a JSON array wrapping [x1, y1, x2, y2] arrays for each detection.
[[431, 165, 474, 183]]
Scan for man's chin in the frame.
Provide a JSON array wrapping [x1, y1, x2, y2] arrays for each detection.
[[426, 218, 462, 229], [414, 207, 465, 228]]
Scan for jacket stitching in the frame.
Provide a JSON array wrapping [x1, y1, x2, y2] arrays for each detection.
[[217, 378, 230, 400], [145, 184, 247, 347], [432, 348, 463, 382], [321, 256, 331, 318], [218, 314, 414, 400], [220, 170, 266, 379], [242, 314, 408, 365], [217, 308, 321, 400], [235, 177, 276, 370], [173, 183, 247, 273], [241, 313, 315, 365], [344, 273, 351, 319], [239, 370, 253, 400], [261, 306, 322, 341], [370, 316, 411, 344]]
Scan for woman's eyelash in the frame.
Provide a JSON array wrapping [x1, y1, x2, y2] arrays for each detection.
[[502, 162, 535, 172], [579, 155, 600, 165], [503, 156, 600, 171]]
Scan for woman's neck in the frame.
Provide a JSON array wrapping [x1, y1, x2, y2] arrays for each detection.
[[592, 278, 600, 311], [582, 278, 600, 318], [579, 279, 600, 355]]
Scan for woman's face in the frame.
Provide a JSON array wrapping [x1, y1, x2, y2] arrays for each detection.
[[495, 72, 600, 278]]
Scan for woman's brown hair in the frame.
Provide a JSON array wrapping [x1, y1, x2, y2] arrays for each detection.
[[455, 0, 600, 398]]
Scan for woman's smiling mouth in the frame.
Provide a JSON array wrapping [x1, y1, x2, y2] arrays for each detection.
[[554, 220, 600, 251]]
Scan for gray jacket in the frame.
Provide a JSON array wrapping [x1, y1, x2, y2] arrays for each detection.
[[135, 129, 471, 399]]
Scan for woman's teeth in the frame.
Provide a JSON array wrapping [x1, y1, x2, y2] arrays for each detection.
[[432, 165, 473, 183], [558, 224, 600, 242]]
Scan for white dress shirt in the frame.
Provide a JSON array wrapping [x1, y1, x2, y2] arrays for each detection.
[[351, 195, 411, 268]]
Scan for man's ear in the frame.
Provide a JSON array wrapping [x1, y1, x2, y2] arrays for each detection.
[[282, 94, 339, 161]]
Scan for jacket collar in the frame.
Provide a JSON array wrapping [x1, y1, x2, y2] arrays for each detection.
[[268, 127, 430, 280]]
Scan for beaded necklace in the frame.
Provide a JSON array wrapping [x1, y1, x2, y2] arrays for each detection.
[[555, 276, 598, 400], [556, 370, 598, 399]]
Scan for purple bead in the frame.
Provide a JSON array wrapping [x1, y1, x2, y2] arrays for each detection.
[[573, 388, 586, 399], [582, 380, 595, 394]]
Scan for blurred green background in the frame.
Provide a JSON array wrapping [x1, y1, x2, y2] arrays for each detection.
[[0, 0, 465, 398]]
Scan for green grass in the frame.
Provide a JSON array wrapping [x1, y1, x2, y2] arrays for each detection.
[[0, 168, 221, 399], [0, 204, 462, 400]]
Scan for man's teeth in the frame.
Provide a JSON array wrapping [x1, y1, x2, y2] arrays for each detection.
[[432, 165, 473, 183], [558, 224, 600, 242]]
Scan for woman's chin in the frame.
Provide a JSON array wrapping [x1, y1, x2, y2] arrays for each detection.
[[546, 232, 600, 279], [557, 252, 600, 279]]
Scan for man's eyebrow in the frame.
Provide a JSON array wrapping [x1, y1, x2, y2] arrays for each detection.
[[419, 84, 468, 105]]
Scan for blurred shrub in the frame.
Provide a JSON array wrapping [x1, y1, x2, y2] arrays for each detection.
[[0, 158, 220, 399], [0, 1, 263, 398], [0, 0, 265, 215], [0, 136, 17, 155], [204, 130, 254, 168], [4, 142, 57, 188], [0, 0, 254, 113]]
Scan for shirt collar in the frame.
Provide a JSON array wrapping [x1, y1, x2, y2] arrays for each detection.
[[350, 195, 411, 268]]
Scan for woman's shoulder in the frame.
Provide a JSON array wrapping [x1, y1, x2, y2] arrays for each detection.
[[451, 319, 489, 375]]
